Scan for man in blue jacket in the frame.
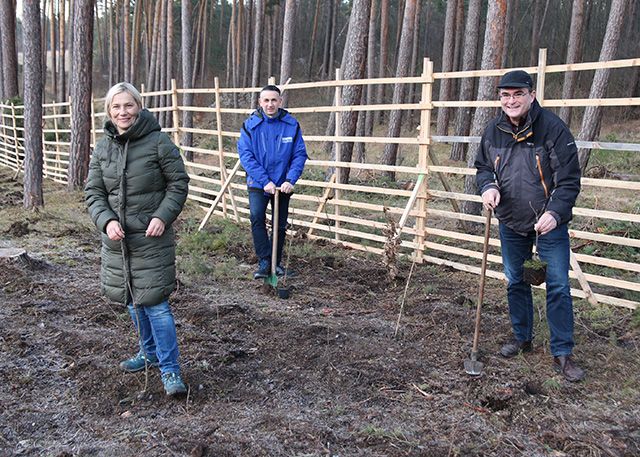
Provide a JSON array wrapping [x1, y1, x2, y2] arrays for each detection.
[[475, 70, 584, 381], [238, 85, 308, 279]]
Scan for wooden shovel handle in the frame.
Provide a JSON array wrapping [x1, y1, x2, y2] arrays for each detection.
[[270, 189, 280, 275], [471, 209, 492, 354]]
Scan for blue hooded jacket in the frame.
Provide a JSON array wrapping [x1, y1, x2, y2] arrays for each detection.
[[238, 108, 308, 190]]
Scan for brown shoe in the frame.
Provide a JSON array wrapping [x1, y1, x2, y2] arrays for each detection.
[[553, 355, 585, 382], [500, 338, 533, 358]]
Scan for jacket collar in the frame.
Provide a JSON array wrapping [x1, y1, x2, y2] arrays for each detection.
[[496, 99, 541, 142], [104, 109, 161, 142], [246, 108, 296, 129]]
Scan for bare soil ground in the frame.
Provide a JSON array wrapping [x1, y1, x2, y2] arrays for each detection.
[[1, 168, 639, 457]]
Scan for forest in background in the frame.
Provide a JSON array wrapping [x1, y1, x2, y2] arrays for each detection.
[[1, 0, 639, 205], [4, 1, 640, 108]]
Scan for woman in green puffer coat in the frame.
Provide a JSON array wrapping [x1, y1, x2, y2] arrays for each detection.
[[85, 82, 190, 397]]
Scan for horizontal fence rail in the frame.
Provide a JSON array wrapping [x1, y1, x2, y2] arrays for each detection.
[[1, 51, 639, 310]]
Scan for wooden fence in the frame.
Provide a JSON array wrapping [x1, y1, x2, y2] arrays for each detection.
[[1, 50, 639, 310]]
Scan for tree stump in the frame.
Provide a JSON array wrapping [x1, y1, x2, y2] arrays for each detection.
[[0, 248, 33, 267]]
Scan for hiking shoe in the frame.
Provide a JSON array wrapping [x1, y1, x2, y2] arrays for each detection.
[[162, 372, 188, 396], [499, 338, 533, 358], [275, 265, 296, 277], [253, 260, 270, 279], [553, 355, 585, 382], [119, 352, 159, 373]]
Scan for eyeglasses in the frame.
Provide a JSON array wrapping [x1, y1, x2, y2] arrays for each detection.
[[499, 91, 530, 101]]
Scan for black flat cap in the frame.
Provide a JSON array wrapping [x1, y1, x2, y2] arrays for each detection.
[[497, 70, 533, 89]]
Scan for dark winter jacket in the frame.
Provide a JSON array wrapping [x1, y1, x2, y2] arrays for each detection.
[[475, 100, 581, 236], [238, 108, 307, 190], [85, 109, 189, 306]]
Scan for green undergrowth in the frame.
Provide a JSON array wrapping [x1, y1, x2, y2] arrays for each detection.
[[176, 212, 251, 280]]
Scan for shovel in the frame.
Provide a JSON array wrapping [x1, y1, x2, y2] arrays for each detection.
[[464, 209, 492, 376], [264, 189, 280, 289]]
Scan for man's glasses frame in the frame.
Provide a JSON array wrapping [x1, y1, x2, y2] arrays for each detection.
[[498, 90, 532, 101]]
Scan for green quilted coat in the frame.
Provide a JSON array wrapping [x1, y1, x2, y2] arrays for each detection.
[[85, 109, 189, 306]]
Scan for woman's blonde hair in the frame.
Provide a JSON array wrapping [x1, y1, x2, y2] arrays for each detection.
[[104, 82, 143, 117]]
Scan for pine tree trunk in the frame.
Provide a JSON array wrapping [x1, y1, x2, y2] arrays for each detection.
[[147, 1, 161, 104], [327, 0, 339, 78], [166, 0, 174, 127], [68, 0, 93, 190], [58, 0, 66, 102], [0, 0, 19, 98], [529, 0, 543, 66], [363, 0, 378, 138], [123, 0, 130, 82], [462, 0, 507, 216], [373, 0, 389, 125], [49, 0, 57, 100], [242, 0, 252, 88], [156, 0, 166, 122], [435, 0, 458, 136], [280, 0, 297, 106], [380, 0, 417, 181], [577, 0, 627, 171], [329, 0, 371, 184], [199, 0, 210, 88], [450, 0, 482, 162], [406, 0, 421, 127], [22, 0, 44, 209], [226, 0, 234, 86], [108, 0, 115, 87], [501, 0, 515, 67], [251, 0, 265, 107], [394, 0, 405, 61], [182, 0, 194, 153], [40, 0, 48, 101], [130, 0, 141, 84], [558, 0, 586, 126], [0, 32, 4, 101], [321, 0, 334, 79], [307, 0, 321, 80]]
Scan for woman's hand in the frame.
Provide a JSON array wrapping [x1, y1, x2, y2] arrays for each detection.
[[146, 217, 166, 237], [106, 220, 125, 241]]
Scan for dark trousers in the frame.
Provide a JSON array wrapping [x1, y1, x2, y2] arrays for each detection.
[[248, 190, 291, 266], [499, 223, 575, 356]]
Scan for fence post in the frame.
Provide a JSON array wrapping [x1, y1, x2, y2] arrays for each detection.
[[412, 58, 434, 263], [334, 68, 342, 242], [214, 76, 241, 222], [11, 103, 21, 174], [170, 78, 181, 146], [52, 104, 61, 176], [536, 48, 547, 105]]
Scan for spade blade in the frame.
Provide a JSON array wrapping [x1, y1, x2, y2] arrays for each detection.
[[464, 359, 484, 376]]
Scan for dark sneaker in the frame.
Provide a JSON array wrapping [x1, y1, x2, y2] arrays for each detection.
[[162, 372, 188, 396], [275, 265, 296, 277], [499, 338, 533, 358], [119, 352, 159, 373], [253, 260, 270, 279], [553, 355, 585, 382]]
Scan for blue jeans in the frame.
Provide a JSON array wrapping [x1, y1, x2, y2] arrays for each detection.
[[128, 300, 181, 374], [248, 190, 291, 265], [499, 223, 575, 356]]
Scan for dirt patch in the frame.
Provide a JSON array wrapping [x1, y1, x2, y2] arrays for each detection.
[[0, 168, 639, 456]]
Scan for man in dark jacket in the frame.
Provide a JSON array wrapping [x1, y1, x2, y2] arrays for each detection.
[[238, 85, 308, 279], [475, 70, 584, 381]]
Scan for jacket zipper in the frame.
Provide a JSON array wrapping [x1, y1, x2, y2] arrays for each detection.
[[535, 154, 549, 199]]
